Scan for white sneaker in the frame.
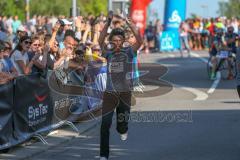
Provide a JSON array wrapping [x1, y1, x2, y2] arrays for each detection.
[[134, 86, 144, 93], [100, 157, 108, 160], [120, 132, 128, 141], [139, 82, 145, 89]]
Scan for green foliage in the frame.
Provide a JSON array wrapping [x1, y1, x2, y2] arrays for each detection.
[[218, 0, 240, 18], [30, 0, 72, 16], [0, 0, 108, 20], [190, 13, 198, 19], [0, 0, 25, 20], [78, 0, 108, 16]]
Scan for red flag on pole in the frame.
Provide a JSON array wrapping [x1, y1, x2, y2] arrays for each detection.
[[130, 0, 152, 36]]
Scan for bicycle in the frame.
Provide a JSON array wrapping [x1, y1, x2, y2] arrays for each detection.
[[207, 50, 237, 80]]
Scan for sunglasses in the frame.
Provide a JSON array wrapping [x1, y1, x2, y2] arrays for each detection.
[[33, 43, 41, 47], [93, 49, 101, 52], [24, 41, 32, 45]]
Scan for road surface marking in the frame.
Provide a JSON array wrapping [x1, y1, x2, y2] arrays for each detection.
[[168, 54, 176, 58], [190, 52, 221, 95], [207, 71, 221, 94], [190, 52, 208, 63], [174, 84, 209, 101], [157, 61, 208, 101], [158, 73, 209, 101]]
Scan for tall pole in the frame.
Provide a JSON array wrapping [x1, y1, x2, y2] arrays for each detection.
[[108, 0, 112, 11], [72, 0, 77, 18], [25, 0, 30, 22], [72, 0, 77, 30]]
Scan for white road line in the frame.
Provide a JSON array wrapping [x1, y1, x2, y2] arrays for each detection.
[[207, 71, 221, 94], [157, 58, 208, 101], [158, 72, 209, 101], [168, 54, 176, 58], [190, 52, 208, 64], [190, 51, 221, 94], [175, 84, 209, 101], [48, 130, 59, 136]]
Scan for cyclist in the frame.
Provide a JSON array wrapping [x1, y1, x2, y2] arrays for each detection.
[[209, 28, 226, 80]]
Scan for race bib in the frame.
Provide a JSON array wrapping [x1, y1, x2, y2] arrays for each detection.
[[109, 62, 124, 73], [218, 51, 229, 58]]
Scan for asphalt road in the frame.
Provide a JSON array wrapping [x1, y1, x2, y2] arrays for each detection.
[[31, 51, 240, 160]]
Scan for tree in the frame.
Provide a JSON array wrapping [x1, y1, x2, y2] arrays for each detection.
[[0, 0, 108, 21], [30, 0, 108, 17], [30, 0, 71, 16], [0, 0, 25, 20], [218, 0, 240, 18], [78, 0, 108, 16]]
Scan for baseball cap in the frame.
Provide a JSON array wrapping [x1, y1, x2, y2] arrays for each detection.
[[17, 25, 26, 32], [61, 19, 73, 25]]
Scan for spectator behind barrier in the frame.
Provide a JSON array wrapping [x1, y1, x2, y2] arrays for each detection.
[[0, 40, 16, 84]]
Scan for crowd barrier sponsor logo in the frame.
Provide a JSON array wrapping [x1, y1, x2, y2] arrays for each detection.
[[28, 104, 48, 126], [34, 93, 48, 102], [168, 10, 182, 28], [160, 31, 180, 51]]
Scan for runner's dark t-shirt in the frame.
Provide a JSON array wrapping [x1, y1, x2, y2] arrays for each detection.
[[104, 47, 134, 92]]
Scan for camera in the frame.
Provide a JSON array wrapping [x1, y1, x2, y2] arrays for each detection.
[[58, 19, 65, 27]]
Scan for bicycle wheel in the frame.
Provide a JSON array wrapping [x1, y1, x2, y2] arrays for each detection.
[[217, 58, 229, 79], [207, 57, 212, 79], [231, 57, 238, 78]]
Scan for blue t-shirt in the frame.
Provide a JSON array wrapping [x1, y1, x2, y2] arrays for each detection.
[[2, 58, 14, 72], [12, 20, 21, 34]]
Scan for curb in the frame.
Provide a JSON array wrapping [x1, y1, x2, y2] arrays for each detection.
[[0, 120, 101, 160]]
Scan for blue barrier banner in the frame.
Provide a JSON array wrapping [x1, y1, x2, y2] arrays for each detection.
[[0, 67, 104, 150], [0, 81, 14, 150], [160, 31, 180, 51], [164, 0, 186, 31], [13, 74, 54, 139], [162, 0, 186, 50]]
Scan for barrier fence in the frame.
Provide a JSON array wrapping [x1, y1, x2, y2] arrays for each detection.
[[0, 62, 173, 150], [0, 72, 102, 150]]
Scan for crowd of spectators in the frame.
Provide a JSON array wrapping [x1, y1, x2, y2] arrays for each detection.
[[0, 12, 144, 110], [1, 14, 240, 85], [143, 16, 240, 53]]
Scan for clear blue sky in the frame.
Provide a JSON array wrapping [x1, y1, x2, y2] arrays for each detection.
[[148, 0, 227, 22]]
